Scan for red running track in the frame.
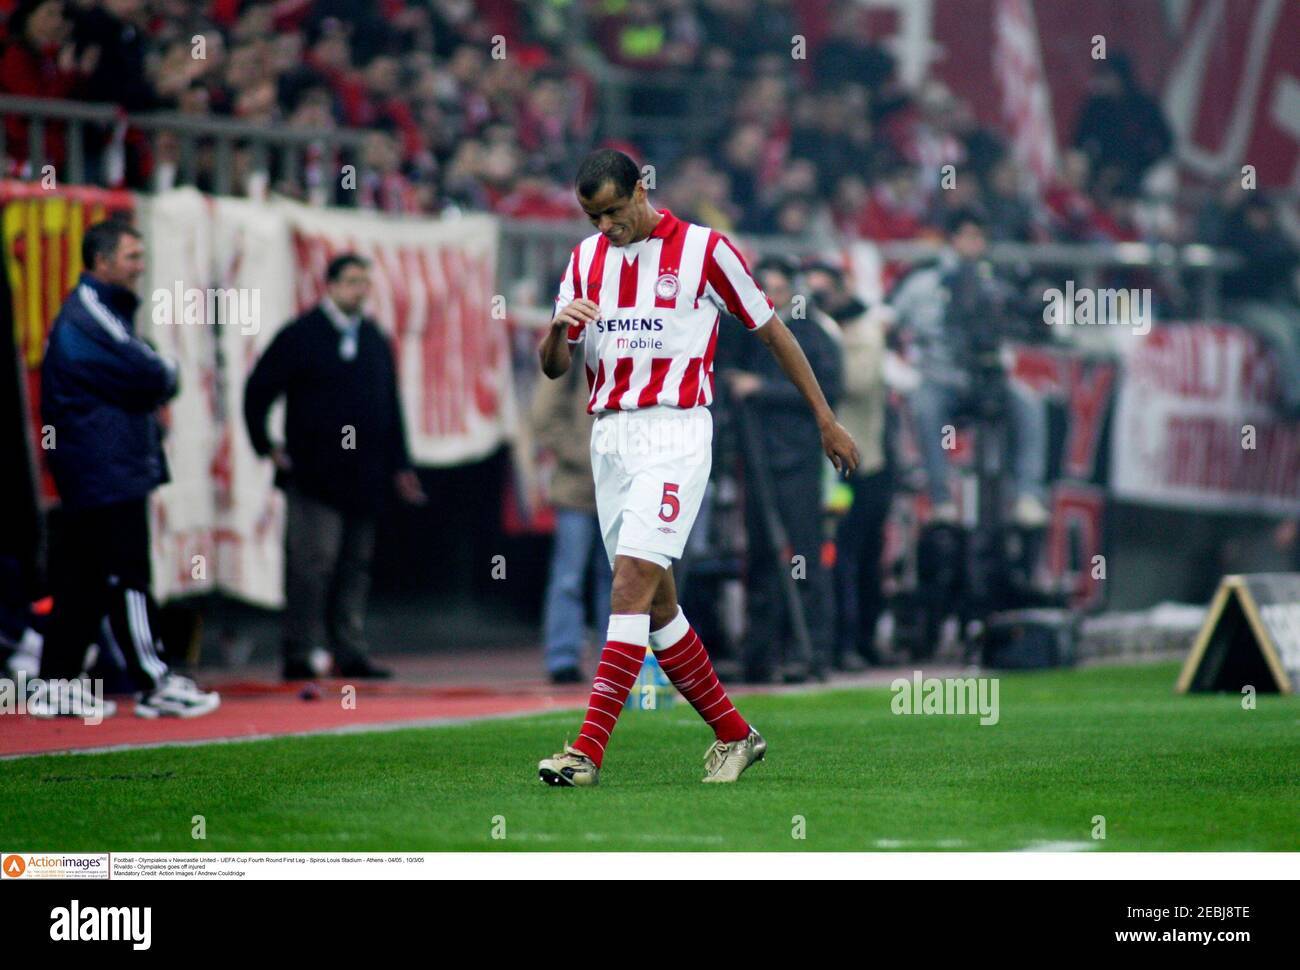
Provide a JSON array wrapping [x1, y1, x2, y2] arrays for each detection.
[[0, 680, 589, 759]]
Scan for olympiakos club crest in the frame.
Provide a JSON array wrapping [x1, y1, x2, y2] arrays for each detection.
[[654, 272, 680, 300]]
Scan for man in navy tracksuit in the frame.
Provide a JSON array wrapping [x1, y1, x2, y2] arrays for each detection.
[[38, 219, 219, 718]]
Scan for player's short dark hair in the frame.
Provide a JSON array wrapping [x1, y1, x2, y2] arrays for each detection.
[[575, 148, 641, 201], [326, 253, 369, 282], [946, 207, 987, 237], [82, 219, 141, 270]]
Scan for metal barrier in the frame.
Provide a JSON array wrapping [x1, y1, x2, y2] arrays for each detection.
[[0, 94, 370, 197], [498, 220, 1243, 324]]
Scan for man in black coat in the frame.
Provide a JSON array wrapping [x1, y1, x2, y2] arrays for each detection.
[[244, 253, 425, 681], [722, 257, 844, 683], [39, 218, 220, 718]]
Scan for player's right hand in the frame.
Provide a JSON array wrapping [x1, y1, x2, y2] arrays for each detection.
[[553, 298, 601, 336], [820, 421, 860, 476]]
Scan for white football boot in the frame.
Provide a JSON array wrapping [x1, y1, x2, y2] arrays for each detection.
[[702, 727, 767, 783]]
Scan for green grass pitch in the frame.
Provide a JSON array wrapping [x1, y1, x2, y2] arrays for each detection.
[[2, 663, 1296, 851]]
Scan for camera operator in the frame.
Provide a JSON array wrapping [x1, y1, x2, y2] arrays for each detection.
[[891, 209, 1048, 526]]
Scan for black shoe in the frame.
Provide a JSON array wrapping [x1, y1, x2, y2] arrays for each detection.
[[549, 666, 583, 685], [282, 659, 317, 681], [334, 657, 393, 680]]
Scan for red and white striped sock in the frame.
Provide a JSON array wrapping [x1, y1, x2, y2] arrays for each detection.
[[651, 608, 750, 743], [570, 613, 649, 767]]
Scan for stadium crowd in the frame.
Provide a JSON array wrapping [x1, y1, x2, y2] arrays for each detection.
[[3, 0, 1297, 263]]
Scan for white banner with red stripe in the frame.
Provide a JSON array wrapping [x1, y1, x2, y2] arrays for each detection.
[[143, 191, 508, 606], [1110, 323, 1300, 515]]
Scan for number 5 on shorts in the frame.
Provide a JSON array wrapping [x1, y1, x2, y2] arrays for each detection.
[[659, 482, 681, 522]]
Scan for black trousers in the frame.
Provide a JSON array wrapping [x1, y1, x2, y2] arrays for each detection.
[[40, 498, 169, 690], [281, 488, 377, 666], [834, 467, 894, 663], [743, 458, 833, 677]]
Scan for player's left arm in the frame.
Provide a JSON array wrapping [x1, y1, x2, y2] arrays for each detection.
[[756, 316, 859, 474]]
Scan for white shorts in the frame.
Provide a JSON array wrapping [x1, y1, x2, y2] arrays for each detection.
[[590, 406, 713, 570]]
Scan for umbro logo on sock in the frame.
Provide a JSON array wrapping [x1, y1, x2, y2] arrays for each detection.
[[593, 681, 618, 694]]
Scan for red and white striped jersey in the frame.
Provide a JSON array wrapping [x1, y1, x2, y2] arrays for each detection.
[[554, 208, 774, 414]]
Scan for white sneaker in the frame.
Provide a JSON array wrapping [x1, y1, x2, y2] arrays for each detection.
[[702, 727, 767, 783], [136, 674, 221, 718], [1013, 495, 1050, 528], [27, 679, 117, 720]]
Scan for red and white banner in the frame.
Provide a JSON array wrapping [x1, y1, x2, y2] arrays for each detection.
[[142, 192, 509, 606], [1110, 323, 1300, 515]]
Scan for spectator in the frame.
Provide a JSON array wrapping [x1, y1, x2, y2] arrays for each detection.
[[857, 159, 933, 258], [1073, 52, 1173, 195], [0, 0, 95, 174], [718, 122, 766, 213], [73, 0, 156, 111], [243, 253, 427, 682], [892, 209, 1048, 526], [599, 0, 670, 70], [358, 125, 420, 214], [813, 0, 895, 96], [982, 157, 1038, 243], [1221, 194, 1300, 305], [38, 219, 220, 718]]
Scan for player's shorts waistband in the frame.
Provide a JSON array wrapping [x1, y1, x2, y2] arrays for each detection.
[[592, 404, 711, 421]]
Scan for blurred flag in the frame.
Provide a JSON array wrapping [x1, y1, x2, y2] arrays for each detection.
[[993, 0, 1059, 194]]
